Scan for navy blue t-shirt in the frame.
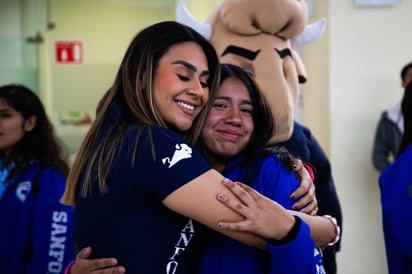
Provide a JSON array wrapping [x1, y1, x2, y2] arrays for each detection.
[[74, 125, 211, 274]]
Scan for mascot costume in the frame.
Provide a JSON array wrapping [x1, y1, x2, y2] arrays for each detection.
[[177, 0, 343, 273]]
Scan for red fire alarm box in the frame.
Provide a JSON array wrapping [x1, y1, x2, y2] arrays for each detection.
[[55, 41, 83, 64]]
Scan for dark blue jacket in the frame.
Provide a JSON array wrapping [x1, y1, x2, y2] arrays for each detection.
[[379, 143, 412, 274], [0, 161, 75, 274]]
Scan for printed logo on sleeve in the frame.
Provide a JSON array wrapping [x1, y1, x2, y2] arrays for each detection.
[[15, 181, 31, 202], [162, 143, 192, 168]]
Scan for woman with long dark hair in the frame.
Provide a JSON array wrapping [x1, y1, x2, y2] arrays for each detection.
[[0, 84, 74, 273]]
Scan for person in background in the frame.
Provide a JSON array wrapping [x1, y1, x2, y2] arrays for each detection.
[[0, 84, 75, 274], [276, 120, 343, 274], [66, 63, 339, 274], [379, 81, 412, 274], [372, 62, 412, 173]]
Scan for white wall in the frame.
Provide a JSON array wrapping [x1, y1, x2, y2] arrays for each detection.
[[329, 1, 412, 273]]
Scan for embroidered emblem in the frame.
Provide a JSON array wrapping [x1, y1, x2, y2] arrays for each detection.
[[16, 181, 31, 202], [162, 143, 192, 168]]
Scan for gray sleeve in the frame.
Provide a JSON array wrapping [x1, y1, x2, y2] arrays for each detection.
[[371, 113, 395, 172]]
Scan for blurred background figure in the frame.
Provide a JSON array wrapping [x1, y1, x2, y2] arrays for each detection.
[[372, 62, 412, 173], [379, 80, 412, 274], [0, 84, 74, 274]]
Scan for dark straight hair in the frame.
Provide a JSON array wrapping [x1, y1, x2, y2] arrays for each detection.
[[397, 81, 412, 157]]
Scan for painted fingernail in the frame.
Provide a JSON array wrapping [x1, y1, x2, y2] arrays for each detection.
[[290, 195, 295, 200], [218, 223, 224, 228], [217, 194, 224, 200]]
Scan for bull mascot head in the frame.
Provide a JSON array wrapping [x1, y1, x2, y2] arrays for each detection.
[[177, 0, 325, 144]]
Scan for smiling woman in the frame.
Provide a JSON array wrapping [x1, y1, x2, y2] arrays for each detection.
[[153, 43, 210, 131]]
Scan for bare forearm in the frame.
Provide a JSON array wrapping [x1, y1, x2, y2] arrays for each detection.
[[290, 210, 339, 249], [164, 171, 267, 250]]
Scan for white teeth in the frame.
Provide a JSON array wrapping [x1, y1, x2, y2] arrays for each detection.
[[177, 101, 194, 110]]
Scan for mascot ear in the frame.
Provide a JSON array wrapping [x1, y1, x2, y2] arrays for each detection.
[[176, 0, 212, 39], [292, 18, 327, 48]]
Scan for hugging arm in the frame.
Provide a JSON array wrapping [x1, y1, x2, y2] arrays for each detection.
[[65, 170, 295, 274], [163, 169, 294, 246], [217, 179, 339, 249], [216, 180, 324, 274]]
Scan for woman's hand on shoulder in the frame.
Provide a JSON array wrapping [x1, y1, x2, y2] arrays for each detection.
[[290, 159, 318, 215], [215, 179, 295, 241], [68, 247, 125, 274]]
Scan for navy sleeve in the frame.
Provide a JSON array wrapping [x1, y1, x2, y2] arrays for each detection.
[[130, 126, 211, 200], [305, 127, 343, 252], [372, 113, 392, 172]]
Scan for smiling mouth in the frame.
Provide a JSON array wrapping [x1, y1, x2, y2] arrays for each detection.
[[218, 130, 242, 140], [177, 101, 195, 110]]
